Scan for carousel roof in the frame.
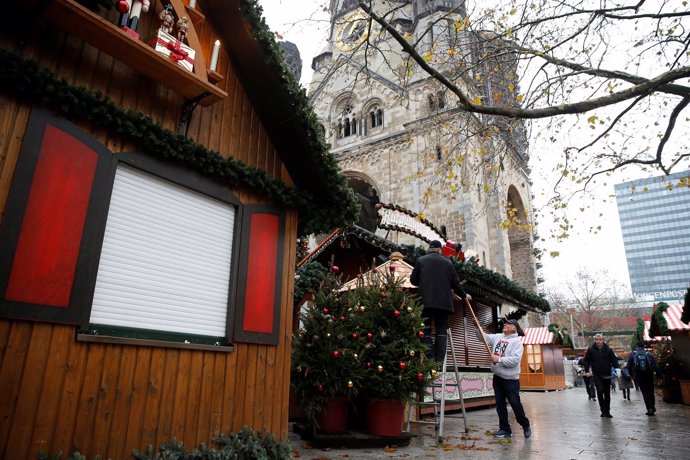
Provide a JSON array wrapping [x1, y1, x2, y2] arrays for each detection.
[[521, 327, 554, 345]]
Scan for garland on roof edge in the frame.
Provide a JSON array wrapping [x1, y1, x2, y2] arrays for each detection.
[[0, 49, 358, 235]]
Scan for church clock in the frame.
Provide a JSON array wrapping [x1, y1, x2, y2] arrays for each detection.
[[335, 10, 369, 51]]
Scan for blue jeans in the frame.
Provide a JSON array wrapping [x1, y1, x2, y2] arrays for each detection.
[[493, 375, 530, 433]]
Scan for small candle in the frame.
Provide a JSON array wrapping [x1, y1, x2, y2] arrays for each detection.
[[189, 0, 197, 8], [209, 39, 220, 71]]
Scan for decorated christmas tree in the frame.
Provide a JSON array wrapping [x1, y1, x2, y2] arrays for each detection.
[[350, 264, 436, 401], [291, 266, 364, 423], [291, 259, 436, 428]]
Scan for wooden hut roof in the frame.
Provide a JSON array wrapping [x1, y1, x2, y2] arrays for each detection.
[[339, 253, 415, 291], [645, 303, 688, 341], [521, 327, 554, 345]]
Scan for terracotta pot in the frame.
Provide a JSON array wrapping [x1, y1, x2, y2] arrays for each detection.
[[314, 397, 348, 434], [365, 399, 405, 437], [679, 379, 690, 406]]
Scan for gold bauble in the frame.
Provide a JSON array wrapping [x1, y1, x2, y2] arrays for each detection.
[[377, 365, 383, 372], [407, 307, 413, 313], [347, 380, 353, 388], [409, 351, 415, 357], [431, 369, 437, 377]]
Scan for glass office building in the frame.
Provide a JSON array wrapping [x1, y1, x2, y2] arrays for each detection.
[[614, 170, 690, 302]]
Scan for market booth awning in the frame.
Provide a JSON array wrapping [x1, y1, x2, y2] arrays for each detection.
[[521, 327, 554, 345]]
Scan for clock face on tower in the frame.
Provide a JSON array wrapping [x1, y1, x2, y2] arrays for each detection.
[[335, 11, 369, 51]]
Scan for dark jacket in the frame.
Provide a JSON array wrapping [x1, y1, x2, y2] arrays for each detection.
[[626, 347, 657, 379], [410, 252, 466, 312], [582, 343, 618, 377]]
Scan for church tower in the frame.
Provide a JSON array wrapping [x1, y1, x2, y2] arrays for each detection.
[[308, 0, 538, 293]]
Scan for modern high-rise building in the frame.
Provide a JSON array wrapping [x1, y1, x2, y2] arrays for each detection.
[[614, 170, 690, 302]]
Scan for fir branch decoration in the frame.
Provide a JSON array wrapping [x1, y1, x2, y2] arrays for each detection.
[[0, 49, 358, 235], [653, 302, 670, 336], [631, 317, 645, 350]]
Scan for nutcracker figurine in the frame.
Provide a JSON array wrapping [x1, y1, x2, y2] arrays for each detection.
[[159, 4, 175, 34]]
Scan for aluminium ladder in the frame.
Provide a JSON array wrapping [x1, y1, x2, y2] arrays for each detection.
[[406, 328, 468, 442]]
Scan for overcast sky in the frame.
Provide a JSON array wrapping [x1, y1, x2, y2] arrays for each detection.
[[256, 0, 675, 294]]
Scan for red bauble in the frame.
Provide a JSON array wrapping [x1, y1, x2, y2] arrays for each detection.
[[352, 333, 359, 340], [417, 373, 424, 381], [332, 350, 340, 359], [389, 265, 396, 272], [322, 308, 329, 315], [394, 310, 400, 317], [116, 0, 130, 14], [417, 331, 425, 339], [317, 384, 324, 392], [339, 316, 346, 321], [399, 362, 406, 370], [366, 362, 373, 368], [381, 293, 387, 299], [366, 332, 374, 341], [332, 265, 340, 273]]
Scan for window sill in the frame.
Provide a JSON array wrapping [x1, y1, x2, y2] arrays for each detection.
[[77, 332, 235, 352]]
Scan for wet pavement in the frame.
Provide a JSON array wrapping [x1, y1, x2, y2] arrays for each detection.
[[288, 386, 690, 459]]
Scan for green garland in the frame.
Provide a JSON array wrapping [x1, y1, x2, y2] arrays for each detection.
[[630, 317, 645, 350], [294, 261, 327, 304], [653, 302, 670, 336], [547, 322, 573, 348], [0, 49, 359, 235]]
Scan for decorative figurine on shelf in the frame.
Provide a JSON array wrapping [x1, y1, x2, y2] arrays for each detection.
[[119, 0, 151, 38], [176, 16, 190, 42], [159, 4, 175, 34]]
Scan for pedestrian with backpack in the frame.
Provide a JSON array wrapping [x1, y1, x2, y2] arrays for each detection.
[[581, 333, 619, 418], [627, 341, 658, 415]]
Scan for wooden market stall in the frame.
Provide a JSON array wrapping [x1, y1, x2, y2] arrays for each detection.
[[0, 1, 357, 458], [519, 327, 567, 391]]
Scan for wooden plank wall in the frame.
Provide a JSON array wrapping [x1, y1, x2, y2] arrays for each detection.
[[0, 5, 297, 460]]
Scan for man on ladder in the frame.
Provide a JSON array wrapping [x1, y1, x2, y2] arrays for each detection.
[[410, 240, 471, 365]]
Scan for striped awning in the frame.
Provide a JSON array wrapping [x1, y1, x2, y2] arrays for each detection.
[[521, 327, 554, 345], [644, 304, 689, 341]]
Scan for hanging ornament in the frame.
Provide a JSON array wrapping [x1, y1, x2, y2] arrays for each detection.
[[332, 265, 340, 273], [417, 372, 424, 381], [377, 365, 384, 372], [332, 350, 340, 359], [347, 380, 353, 388], [420, 322, 425, 327], [367, 332, 374, 341], [116, 0, 130, 14], [354, 354, 358, 359], [360, 306, 366, 312], [296, 366, 303, 373], [352, 333, 359, 340], [389, 265, 396, 272], [322, 308, 329, 315], [417, 331, 425, 339], [399, 362, 407, 370], [407, 307, 413, 313], [381, 292, 388, 299], [431, 369, 437, 377], [326, 333, 331, 338], [339, 316, 346, 321], [317, 384, 324, 392], [366, 362, 373, 368], [409, 350, 415, 357], [394, 310, 400, 317]]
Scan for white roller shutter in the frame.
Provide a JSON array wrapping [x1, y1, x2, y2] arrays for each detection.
[[90, 164, 235, 337]]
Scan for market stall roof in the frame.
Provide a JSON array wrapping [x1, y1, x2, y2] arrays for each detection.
[[645, 303, 688, 341], [521, 327, 554, 345], [339, 252, 415, 291]]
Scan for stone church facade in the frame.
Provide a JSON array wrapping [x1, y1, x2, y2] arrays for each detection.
[[307, 0, 538, 292]]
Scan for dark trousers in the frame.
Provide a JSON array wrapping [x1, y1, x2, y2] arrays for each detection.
[[584, 376, 596, 399], [422, 308, 449, 362], [638, 375, 656, 411], [593, 374, 612, 415], [493, 375, 530, 434]]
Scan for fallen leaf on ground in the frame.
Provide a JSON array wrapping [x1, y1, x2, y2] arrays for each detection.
[[485, 430, 496, 436], [629, 436, 638, 440], [441, 444, 455, 451], [460, 436, 481, 441], [498, 438, 512, 444], [383, 446, 396, 453], [456, 443, 491, 451]]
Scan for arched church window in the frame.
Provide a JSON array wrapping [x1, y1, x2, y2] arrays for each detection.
[[376, 108, 383, 126], [369, 106, 384, 128], [344, 118, 351, 137]]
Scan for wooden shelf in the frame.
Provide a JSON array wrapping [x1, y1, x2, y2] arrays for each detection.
[[44, 0, 226, 106], [185, 4, 205, 29]]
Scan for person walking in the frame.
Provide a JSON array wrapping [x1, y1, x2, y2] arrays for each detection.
[[581, 349, 596, 401], [627, 341, 658, 415], [581, 333, 619, 418], [619, 358, 634, 401], [410, 240, 471, 364], [477, 320, 531, 439]]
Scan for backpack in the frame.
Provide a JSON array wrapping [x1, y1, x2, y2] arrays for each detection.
[[634, 351, 652, 375], [621, 367, 632, 381]]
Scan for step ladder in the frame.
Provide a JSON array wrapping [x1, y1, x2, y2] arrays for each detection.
[[406, 328, 468, 442]]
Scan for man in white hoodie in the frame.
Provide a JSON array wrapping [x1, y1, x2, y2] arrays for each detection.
[[478, 319, 531, 439]]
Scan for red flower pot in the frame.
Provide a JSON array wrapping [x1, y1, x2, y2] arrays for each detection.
[[365, 399, 405, 437], [314, 397, 348, 434]]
